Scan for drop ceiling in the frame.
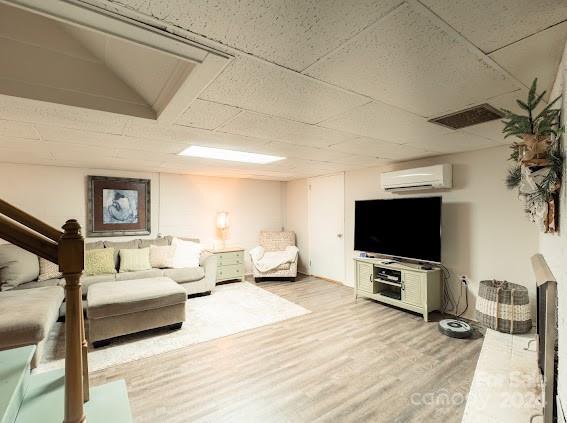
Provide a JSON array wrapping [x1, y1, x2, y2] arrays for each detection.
[[0, 0, 566, 181]]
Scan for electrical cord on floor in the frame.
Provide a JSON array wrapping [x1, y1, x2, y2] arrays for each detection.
[[435, 263, 471, 318], [457, 277, 469, 318], [437, 263, 456, 315]]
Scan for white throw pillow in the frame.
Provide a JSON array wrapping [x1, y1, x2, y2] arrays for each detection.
[[38, 258, 62, 281], [150, 245, 176, 268], [119, 248, 152, 273], [171, 238, 203, 269]]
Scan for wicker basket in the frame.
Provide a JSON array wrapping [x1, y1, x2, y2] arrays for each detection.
[[475, 280, 531, 334]]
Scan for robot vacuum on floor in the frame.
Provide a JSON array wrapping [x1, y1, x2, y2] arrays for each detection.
[[438, 319, 473, 339]]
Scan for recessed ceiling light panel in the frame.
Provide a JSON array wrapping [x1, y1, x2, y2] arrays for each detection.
[[179, 145, 285, 164]]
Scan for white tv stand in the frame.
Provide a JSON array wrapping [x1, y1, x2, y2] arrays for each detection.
[[353, 257, 442, 321]]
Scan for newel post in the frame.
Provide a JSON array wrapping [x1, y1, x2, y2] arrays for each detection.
[[59, 219, 86, 423]]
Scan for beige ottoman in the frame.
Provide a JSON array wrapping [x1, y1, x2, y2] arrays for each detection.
[[87, 277, 186, 347]]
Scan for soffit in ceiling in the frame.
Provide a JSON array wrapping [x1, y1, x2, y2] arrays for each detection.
[[64, 25, 190, 108]]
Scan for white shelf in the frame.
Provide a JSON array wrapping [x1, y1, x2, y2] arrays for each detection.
[[374, 278, 401, 287]]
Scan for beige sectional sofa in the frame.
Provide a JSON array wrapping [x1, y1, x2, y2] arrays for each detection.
[[0, 235, 217, 365], [0, 236, 218, 297], [0, 286, 64, 367]]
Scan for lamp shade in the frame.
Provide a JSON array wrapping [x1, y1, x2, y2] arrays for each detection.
[[216, 211, 229, 230]]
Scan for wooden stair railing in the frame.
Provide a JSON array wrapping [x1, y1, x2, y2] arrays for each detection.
[[0, 199, 89, 423]]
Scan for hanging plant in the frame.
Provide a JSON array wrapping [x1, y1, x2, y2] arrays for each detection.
[[501, 78, 564, 233]]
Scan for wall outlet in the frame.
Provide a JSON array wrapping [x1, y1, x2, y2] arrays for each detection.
[[459, 275, 469, 283]]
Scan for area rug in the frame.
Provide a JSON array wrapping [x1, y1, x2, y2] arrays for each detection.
[[36, 282, 310, 374]]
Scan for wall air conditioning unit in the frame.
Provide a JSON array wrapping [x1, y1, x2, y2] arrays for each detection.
[[381, 164, 452, 192]]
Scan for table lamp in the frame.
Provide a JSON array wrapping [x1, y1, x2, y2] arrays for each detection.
[[215, 211, 229, 249]]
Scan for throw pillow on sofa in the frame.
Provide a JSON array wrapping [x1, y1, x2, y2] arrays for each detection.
[[171, 238, 203, 268], [119, 248, 152, 272], [103, 239, 140, 268], [38, 258, 62, 281], [150, 245, 176, 268], [140, 237, 169, 249], [0, 244, 40, 288], [85, 248, 116, 276]]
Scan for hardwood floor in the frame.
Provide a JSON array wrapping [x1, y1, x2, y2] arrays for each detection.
[[90, 276, 483, 423]]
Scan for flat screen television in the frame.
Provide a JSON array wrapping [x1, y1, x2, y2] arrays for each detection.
[[354, 196, 442, 263]]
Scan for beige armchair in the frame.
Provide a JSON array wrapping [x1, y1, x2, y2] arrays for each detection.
[[251, 231, 298, 280]]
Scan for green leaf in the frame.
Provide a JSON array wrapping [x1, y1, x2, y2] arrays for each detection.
[[505, 166, 522, 189], [516, 99, 530, 111], [532, 91, 546, 109], [535, 95, 562, 120], [528, 78, 538, 105]]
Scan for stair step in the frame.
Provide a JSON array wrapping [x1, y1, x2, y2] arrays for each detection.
[[0, 346, 35, 423], [15, 369, 132, 423]]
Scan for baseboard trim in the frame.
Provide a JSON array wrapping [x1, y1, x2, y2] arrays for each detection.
[[311, 274, 344, 285]]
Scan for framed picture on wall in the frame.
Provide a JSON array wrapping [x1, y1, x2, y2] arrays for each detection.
[[87, 176, 151, 237]]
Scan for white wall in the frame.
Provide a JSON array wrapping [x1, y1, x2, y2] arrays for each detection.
[[0, 163, 285, 272], [286, 146, 540, 321], [344, 147, 539, 320], [159, 173, 284, 271], [539, 41, 567, 411], [0, 163, 160, 241], [284, 178, 310, 274]]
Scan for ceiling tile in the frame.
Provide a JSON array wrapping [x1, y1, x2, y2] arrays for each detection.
[[159, 155, 298, 180], [129, 139, 188, 154], [0, 94, 127, 134], [489, 22, 567, 97], [124, 120, 203, 143], [320, 101, 451, 143], [103, 158, 166, 172], [0, 136, 54, 167], [124, 119, 262, 148], [44, 157, 165, 173], [218, 111, 352, 148], [488, 88, 547, 115], [305, 2, 520, 117], [112, 0, 403, 71], [36, 124, 190, 153], [421, 0, 567, 53], [461, 120, 507, 144], [0, 120, 38, 139], [329, 137, 433, 160], [0, 151, 53, 164], [37, 124, 129, 146], [258, 141, 351, 162], [47, 142, 117, 161], [460, 88, 550, 143], [114, 148, 173, 162], [403, 131, 499, 154], [0, 135, 51, 155], [199, 56, 370, 124], [329, 155, 390, 167], [175, 99, 241, 130]]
